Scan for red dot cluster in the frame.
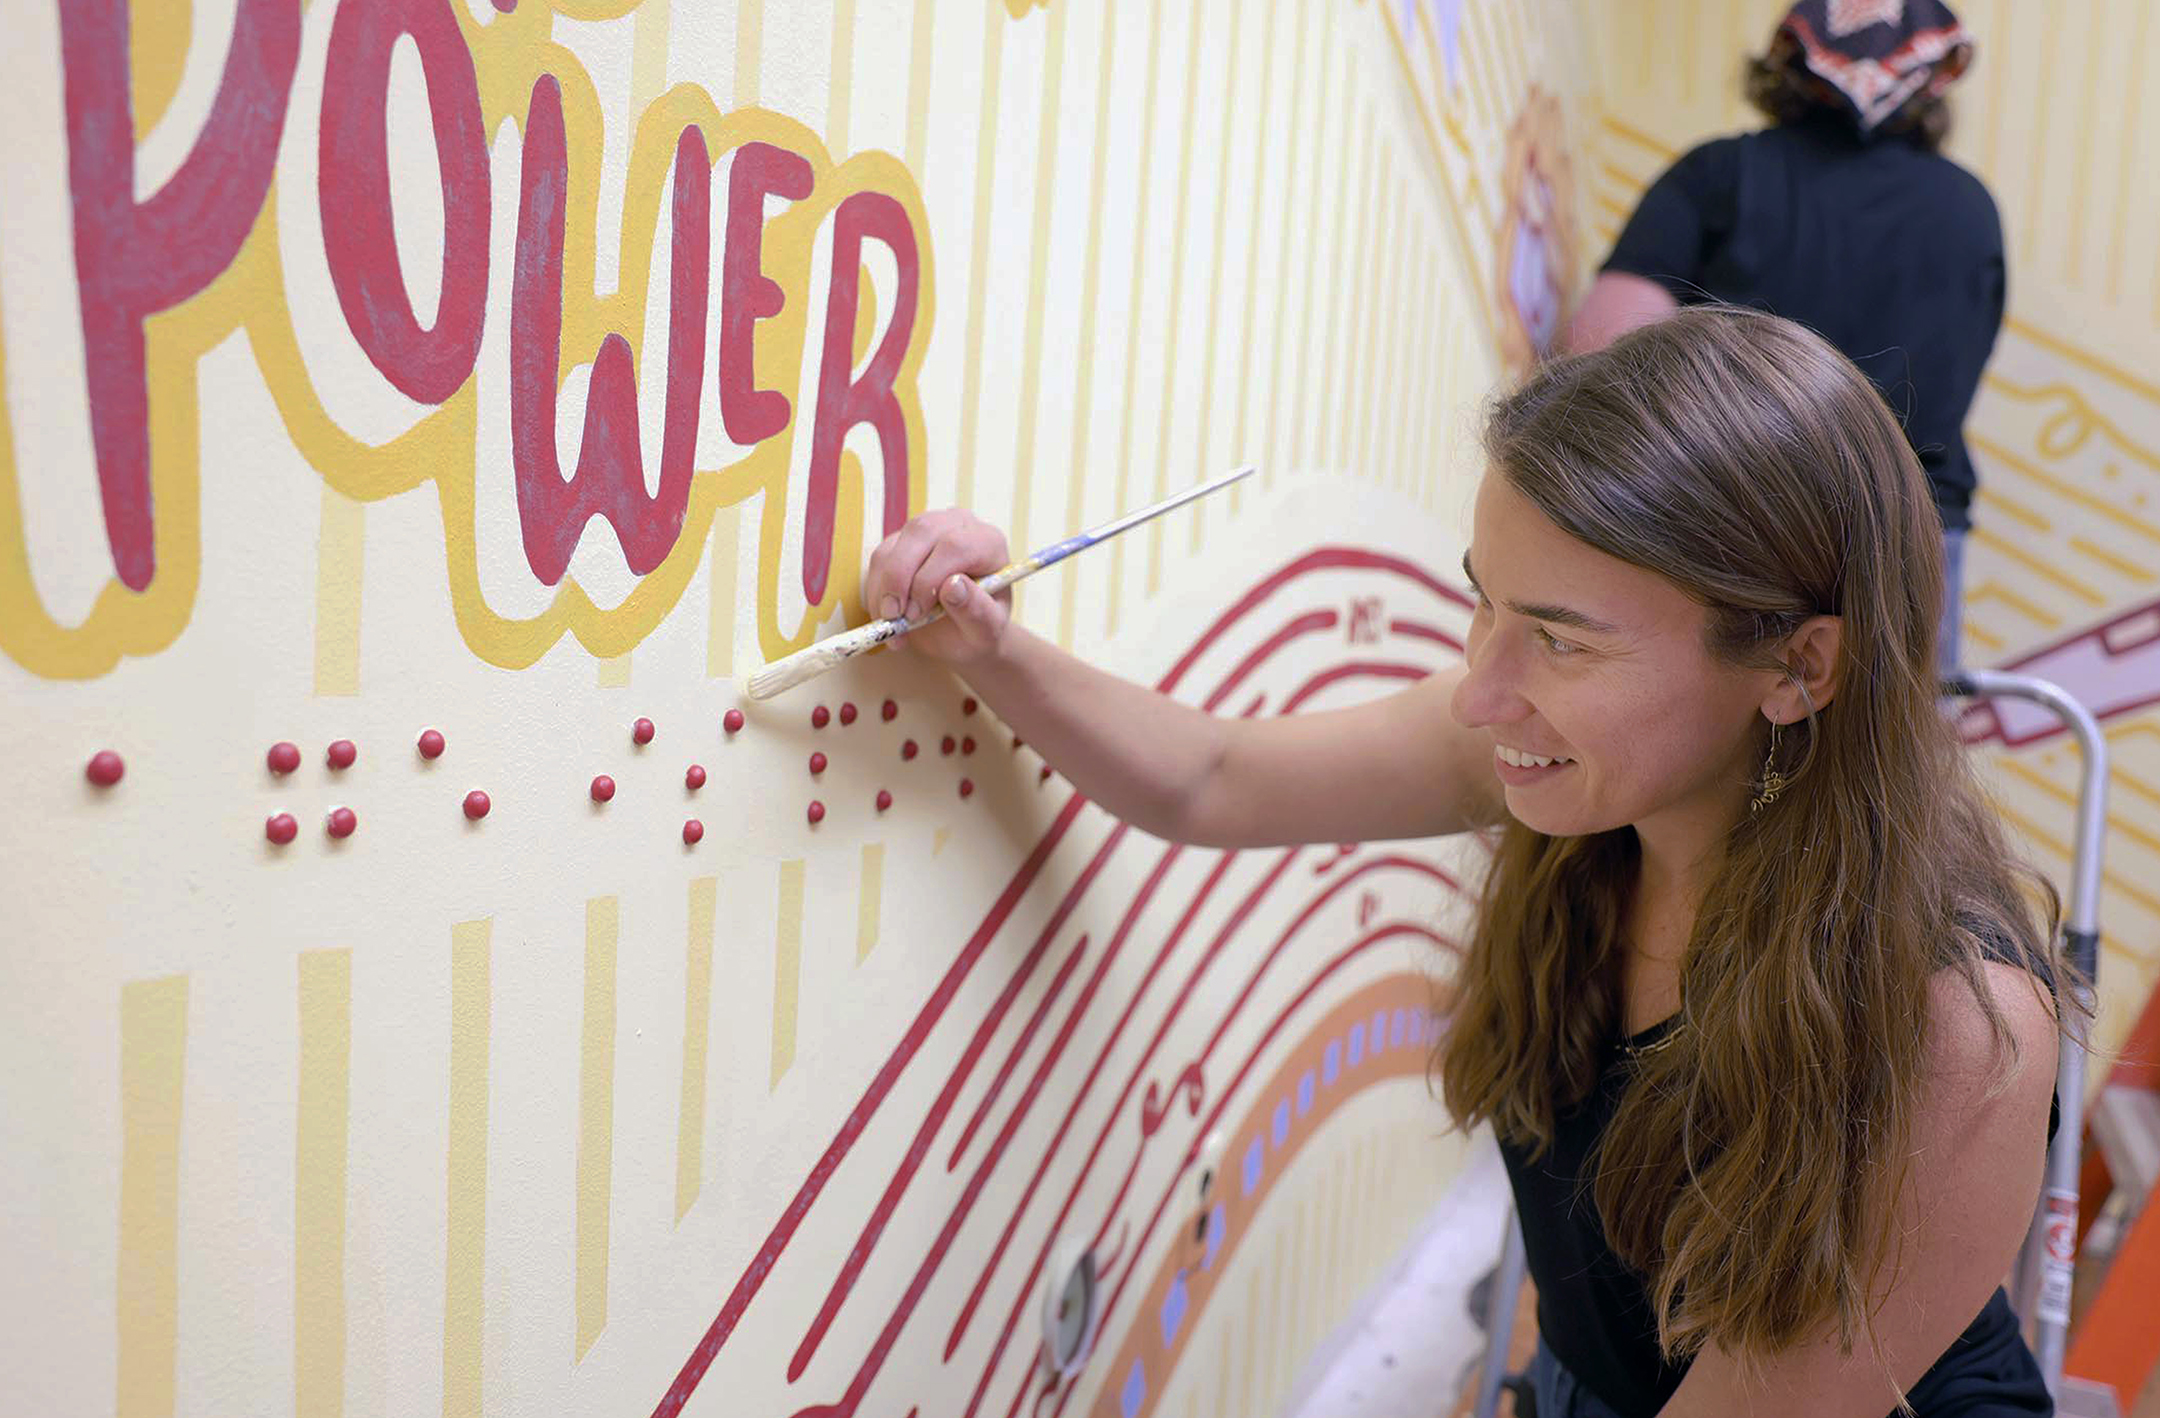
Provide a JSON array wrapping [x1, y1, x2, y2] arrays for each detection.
[[130, 685, 1027, 853]]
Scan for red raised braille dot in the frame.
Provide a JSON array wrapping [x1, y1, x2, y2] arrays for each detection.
[[881, 699, 898, 722], [327, 739, 357, 770], [875, 789, 893, 812], [839, 702, 857, 726], [590, 775, 616, 803], [633, 717, 655, 745], [1012, 736, 1024, 751], [962, 697, 978, 716], [807, 800, 826, 825], [85, 749, 126, 786], [265, 812, 298, 845], [811, 705, 831, 729], [685, 764, 706, 790], [940, 735, 956, 756], [1040, 764, 1054, 782], [326, 806, 357, 839], [682, 818, 704, 845], [267, 741, 301, 776], [901, 739, 919, 760], [809, 751, 827, 775], [463, 790, 491, 820], [723, 708, 745, 734], [959, 778, 974, 799], [961, 736, 976, 755], [417, 728, 446, 759]]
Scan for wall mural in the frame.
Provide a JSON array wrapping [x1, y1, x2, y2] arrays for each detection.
[[2, 0, 1539, 1415], [22, 2, 2141, 1416]]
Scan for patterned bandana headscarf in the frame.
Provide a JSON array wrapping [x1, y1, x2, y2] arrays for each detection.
[[1772, 0, 1974, 134]]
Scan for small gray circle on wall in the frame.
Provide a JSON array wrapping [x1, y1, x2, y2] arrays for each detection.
[[1040, 1237, 1102, 1379]]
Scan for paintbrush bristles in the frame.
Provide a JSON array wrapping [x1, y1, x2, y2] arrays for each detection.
[[745, 614, 915, 699]]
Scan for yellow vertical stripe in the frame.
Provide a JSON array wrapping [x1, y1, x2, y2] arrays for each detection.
[[1387, 199, 1418, 493], [1056, 0, 1123, 652], [444, 921, 490, 1418], [1412, 248, 1440, 496], [312, 484, 364, 697], [677, 878, 717, 1222], [734, 0, 764, 109], [1144, 0, 1210, 600], [2020, 11, 2057, 264], [1295, 54, 1354, 474], [856, 844, 885, 963], [1106, 1, 1170, 638], [1187, 0, 1250, 552], [2066, 23, 2100, 289], [1319, 106, 1375, 471], [2106, 0, 2150, 302], [1230, 0, 1291, 517], [1352, 152, 1396, 480], [1008, 2, 1070, 559], [905, 0, 937, 177], [118, 974, 188, 1418], [707, 503, 739, 677], [954, 2, 1007, 508], [576, 898, 619, 1361], [773, 860, 805, 1087], [631, 0, 671, 112], [828, 0, 857, 153], [297, 950, 351, 1418], [1266, 0, 1332, 488]]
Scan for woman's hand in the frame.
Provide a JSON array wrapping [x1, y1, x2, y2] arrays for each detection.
[[862, 508, 1015, 666]]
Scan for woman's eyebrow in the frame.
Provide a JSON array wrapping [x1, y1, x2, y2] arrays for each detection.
[[1462, 551, 1622, 636]]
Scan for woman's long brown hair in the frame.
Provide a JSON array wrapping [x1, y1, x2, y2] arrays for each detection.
[[1434, 306, 2075, 1375]]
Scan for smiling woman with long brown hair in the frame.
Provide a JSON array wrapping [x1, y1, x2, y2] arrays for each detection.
[[861, 305, 2076, 1417]]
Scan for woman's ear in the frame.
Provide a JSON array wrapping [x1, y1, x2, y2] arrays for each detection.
[[1769, 614, 1843, 720]]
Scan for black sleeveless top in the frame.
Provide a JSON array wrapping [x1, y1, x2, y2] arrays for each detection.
[[1497, 988, 2058, 1416]]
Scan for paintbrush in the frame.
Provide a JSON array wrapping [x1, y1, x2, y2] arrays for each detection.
[[746, 464, 1256, 700]]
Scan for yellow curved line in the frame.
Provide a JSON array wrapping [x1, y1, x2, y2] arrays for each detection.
[[1598, 112, 1677, 160], [1989, 794, 2160, 918], [1994, 756, 2160, 861], [1969, 526, 2105, 607], [2003, 315, 2160, 407], [1983, 375, 2160, 472], [2068, 535, 2158, 585], [1966, 578, 2063, 630], [1971, 434, 2160, 548]]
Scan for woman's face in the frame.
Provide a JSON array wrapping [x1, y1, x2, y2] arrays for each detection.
[[1450, 475, 1775, 850]]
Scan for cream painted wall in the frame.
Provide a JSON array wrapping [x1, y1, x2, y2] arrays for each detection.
[[1, 1, 1583, 1415]]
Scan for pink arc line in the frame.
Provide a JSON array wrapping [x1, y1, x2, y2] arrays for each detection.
[[948, 935, 1093, 1172], [799, 612, 1341, 1381], [652, 549, 1467, 1416], [1044, 919, 1456, 1418], [974, 854, 1462, 1418]]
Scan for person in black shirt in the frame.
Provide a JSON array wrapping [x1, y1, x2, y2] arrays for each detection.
[[1564, 0, 2005, 674]]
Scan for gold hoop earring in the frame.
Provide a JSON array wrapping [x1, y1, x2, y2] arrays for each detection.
[[1750, 720, 1788, 815]]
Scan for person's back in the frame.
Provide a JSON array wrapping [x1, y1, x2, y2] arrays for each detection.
[[1565, 0, 2005, 666], [1602, 113, 2004, 534]]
